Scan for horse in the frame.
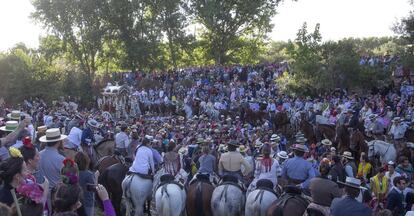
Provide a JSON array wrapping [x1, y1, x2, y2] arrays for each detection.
[[335, 125, 350, 153], [299, 119, 317, 144], [245, 179, 278, 216], [211, 175, 245, 216], [273, 111, 290, 135], [155, 174, 186, 216], [186, 174, 215, 216], [96, 154, 122, 175], [122, 173, 153, 216], [315, 124, 336, 143], [266, 186, 310, 216], [366, 140, 397, 165], [350, 129, 368, 162], [91, 139, 115, 170]]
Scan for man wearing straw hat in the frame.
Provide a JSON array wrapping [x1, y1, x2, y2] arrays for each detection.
[[330, 177, 372, 216], [389, 117, 408, 151], [38, 128, 67, 188], [342, 151, 357, 178], [0, 119, 31, 160], [282, 143, 315, 189]]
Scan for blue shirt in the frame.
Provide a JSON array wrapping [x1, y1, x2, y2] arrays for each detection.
[[81, 127, 95, 145], [282, 156, 315, 189], [331, 196, 372, 216], [39, 147, 65, 188]]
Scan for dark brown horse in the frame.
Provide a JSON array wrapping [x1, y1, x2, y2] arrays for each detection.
[[274, 111, 290, 135], [315, 124, 336, 143], [335, 125, 350, 153], [186, 175, 215, 216], [266, 186, 310, 216], [99, 159, 131, 216], [405, 128, 414, 142], [350, 129, 368, 161], [299, 119, 317, 144]]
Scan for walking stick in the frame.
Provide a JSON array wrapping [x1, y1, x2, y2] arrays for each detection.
[[11, 189, 22, 216]]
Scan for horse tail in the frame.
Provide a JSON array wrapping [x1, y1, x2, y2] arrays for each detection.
[[158, 185, 171, 216], [195, 182, 204, 216]]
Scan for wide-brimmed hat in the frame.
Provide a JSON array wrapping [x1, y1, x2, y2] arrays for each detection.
[[295, 132, 305, 138], [238, 145, 248, 153], [178, 116, 185, 121], [369, 114, 378, 120], [196, 138, 205, 144], [178, 147, 188, 155], [218, 144, 227, 152], [0, 121, 19, 132], [255, 140, 264, 148], [270, 134, 280, 141], [37, 126, 47, 133], [338, 177, 362, 189], [321, 139, 332, 146], [87, 119, 99, 128], [277, 151, 289, 159], [228, 140, 240, 147], [193, 115, 199, 120], [342, 151, 354, 159], [330, 147, 336, 152], [392, 117, 402, 123], [39, 128, 67, 142], [291, 144, 309, 152], [296, 137, 307, 144], [7, 110, 21, 120]]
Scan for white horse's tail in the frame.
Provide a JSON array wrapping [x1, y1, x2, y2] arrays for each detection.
[[159, 185, 171, 216], [245, 189, 278, 216]]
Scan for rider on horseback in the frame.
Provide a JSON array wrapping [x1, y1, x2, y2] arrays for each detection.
[[282, 144, 315, 189], [218, 140, 252, 183]]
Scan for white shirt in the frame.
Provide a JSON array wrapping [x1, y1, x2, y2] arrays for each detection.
[[115, 131, 130, 149], [67, 127, 83, 147], [129, 145, 155, 174]]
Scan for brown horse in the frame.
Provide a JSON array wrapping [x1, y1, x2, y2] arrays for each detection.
[[335, 125, 350, 153], [405, 128, 414, 142], [315, 124, 336, 143], [96, 155, 120, 176], [350, 129, 368, 161], [186, 175, 215, 216], [299, 119, 317, 144], [266, 186, 310, 216], [274, 111, 290, 135]]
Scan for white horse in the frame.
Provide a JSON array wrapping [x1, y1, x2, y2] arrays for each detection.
[[122, 174, 153, 216], [245, 188, 278, 216], [155, 181, 186, 216], [366, 140, 397, 164], [211, 183, 245, 216]]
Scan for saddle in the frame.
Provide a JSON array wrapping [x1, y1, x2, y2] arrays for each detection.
[[255, 179, 277, 197], [274, 186, 309, 210], [157, 174, 184, 191], [127, 171, 153, 180], [219, 175, 244, 192]]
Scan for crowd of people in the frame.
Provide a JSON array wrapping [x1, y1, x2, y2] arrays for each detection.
[[1, 61, 414, 216]]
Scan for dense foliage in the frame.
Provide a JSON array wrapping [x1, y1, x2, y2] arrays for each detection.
[[0, 0, 413, 103]]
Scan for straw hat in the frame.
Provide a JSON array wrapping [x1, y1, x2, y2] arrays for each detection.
[[0, 121, 19, 132], [238, 145, 248, 153], [178, 147, 188, 155], [196, 138, 205, 144], [39, 128, 67, 142], [37, 126, 47, 133], [7, 110, 21, 120], [338, 177, 362, 189], [277, 151, 289, 159], [368, 114, 378, 120], [296, 137, 307, 144], [87, 119, 99, 128], [321, 139, 332, 146], [228, 140, 240, 147], [178, 116, 185, 121], [270, 134, 280, 141], [342, 151, 354, 160], [291, 144, 309, 152], [255, 140, 264, 148]]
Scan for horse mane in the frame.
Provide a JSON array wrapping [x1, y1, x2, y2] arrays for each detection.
[[95, 139, 115, 148]]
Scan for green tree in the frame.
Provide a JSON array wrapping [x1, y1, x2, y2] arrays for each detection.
[[186, 0, 281, 64], [32, 0, 110, 94]]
